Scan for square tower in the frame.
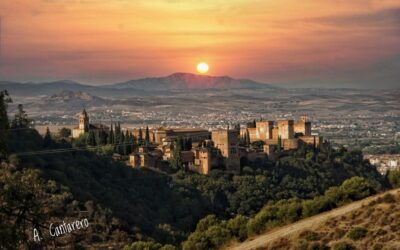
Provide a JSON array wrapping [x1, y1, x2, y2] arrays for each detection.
[[277, 120, 294, 139], [256, 121, 274, 140], [211, 129, 240, 171]]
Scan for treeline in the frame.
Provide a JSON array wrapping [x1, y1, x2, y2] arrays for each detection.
[[74, 122, 138, 156]]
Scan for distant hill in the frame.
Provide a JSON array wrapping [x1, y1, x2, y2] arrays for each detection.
[[40, 90, 109, 109], [0, 73, 279, 97], [0, 80, 151, 97], [0, 80, 97, 96], [111, 72, 278, 91]]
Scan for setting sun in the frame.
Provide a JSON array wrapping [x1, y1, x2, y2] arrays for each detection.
[[196, 63, 209, 74]]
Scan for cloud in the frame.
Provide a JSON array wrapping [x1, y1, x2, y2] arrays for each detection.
[[306, 7, 400, 29]]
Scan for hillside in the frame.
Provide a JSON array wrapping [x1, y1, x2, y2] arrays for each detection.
[[228, 188, 400, 250]]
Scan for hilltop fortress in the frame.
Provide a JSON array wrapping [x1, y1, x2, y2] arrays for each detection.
[[74, 110, 325, 174]]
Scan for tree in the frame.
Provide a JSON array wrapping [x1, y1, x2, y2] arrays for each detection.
[[277, 136, 282, 152], [86, 131, 97, 146], [177, 136, 184, 151], [11, 104, 30, 128], [0, 166, 71, 249], [0, 90, 12, 159], [145, 126, 150, 145], [339, 176, 376, 200], [115, 122, 121, 143], [97, 129, 108, 145], [170, 141, 183, 170], [251, 140, 265, 150], [185, 137, 192, 151], [387, 170, 400, 188], [138, 128, 143, 145], [59, 127, 71, 138], [108, 124, 114, 144], [43, 127, 54, 147]]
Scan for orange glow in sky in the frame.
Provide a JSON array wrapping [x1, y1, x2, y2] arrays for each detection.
[[0, 0, 399, 87]]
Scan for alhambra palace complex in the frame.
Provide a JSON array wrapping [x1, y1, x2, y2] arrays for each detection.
[[73, 110, 324, 174]]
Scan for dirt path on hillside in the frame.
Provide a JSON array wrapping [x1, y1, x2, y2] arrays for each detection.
[[227, 188, 400, 250]]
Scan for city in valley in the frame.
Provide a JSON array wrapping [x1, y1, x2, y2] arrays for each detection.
[[3, 73, 399, 174]]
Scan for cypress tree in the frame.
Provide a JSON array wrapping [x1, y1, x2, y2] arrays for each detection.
[[145, 126, 150, 145], [178, 136, 184, 151], [186, 137, 192, 150], [171, 140, 183, 170], [132, 134, 137, 152], [120, 132, 126, 155], [138, 128, 143, 145], [115, 122, 121, 143], [43, 127, 53, 148], [277, 136, 282, 152], [246, 130, 250, 146], [108, 124, 114, 144], [86, 131, 96, 146]]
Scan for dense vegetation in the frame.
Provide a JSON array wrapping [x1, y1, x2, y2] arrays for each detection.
[[178, 176, 377, 250], [0, 90, 397, 249]]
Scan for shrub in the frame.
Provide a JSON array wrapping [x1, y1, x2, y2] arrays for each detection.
[[381, 193, 396, 203], [347, 227, 368, 240], [340, 177, 376, 201], [372, 243, 383, 250], [123, 241, 162, 250], [304, 231, 320, 241], [387, 170, 400, 188], [227, 215, 249, 241], [333, 241, 356, 250], [308, 242, 329, 250], [375, 228, 387, 236]]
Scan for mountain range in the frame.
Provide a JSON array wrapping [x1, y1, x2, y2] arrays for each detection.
[[0, 73, 278, 97]]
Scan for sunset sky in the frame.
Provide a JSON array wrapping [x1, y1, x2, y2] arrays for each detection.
[[0, 0, 399, 88]]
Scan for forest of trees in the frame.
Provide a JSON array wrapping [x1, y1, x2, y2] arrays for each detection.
[[0, 90, 398, 249]]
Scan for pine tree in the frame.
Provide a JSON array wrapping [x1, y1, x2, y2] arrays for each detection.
[[0, 90, 11, 159], [12, 104, 30, 128]]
